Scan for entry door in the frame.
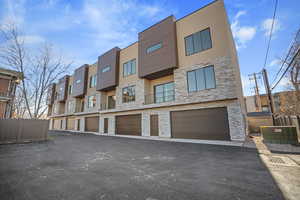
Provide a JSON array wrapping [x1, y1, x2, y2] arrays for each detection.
[[77, 119, 80, 131], [104, 118, 108, 133], [150, 114, 159, 136]]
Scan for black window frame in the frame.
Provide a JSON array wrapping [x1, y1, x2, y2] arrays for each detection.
[[89, 74, 97, 88], [122, 85, 136, 103], [123, 59, 136, 77], [68, 85, 72, 95], [184, 28, 212, 56], [154, 82, 175, 103], [186, 65, 216, 93]]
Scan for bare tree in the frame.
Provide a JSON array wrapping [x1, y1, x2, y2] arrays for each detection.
[[0, 23, 72, 118], [275, 28, 300, 115], [287, 29, 300, 114]]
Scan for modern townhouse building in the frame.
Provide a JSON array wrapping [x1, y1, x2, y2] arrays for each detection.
[[47, 0, 246, 141], [0, 67, 23, 118]]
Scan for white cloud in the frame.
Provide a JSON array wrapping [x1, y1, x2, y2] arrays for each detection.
[[231, 10, 256, 49], [261, 18, 281, 36], [268, 59, 281, 68]]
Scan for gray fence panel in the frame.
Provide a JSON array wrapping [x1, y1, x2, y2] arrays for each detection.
[[0, 119, 49, 144]]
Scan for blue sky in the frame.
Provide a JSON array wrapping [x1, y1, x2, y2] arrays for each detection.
[[0, 0, 299, 96]]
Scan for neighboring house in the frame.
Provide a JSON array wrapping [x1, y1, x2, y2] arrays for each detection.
[[0, 67, 23, 119], [47, 0, 246, 141], [245, 91, 298, 114]]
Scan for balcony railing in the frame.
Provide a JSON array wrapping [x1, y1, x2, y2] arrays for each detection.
[[0, 91, 13, 98], [100, 102, 116, 111], [144, 90, 175, 105]]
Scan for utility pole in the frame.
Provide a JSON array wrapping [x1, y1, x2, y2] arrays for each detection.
[[262, 68, 275, 124], [249, 73, 262, 111]]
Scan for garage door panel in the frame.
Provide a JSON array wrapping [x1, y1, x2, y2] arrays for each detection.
[[53, 119, 61, 130], [85, 116, 99, 132], [171, 107, 230, 140], [67, 118, 75, 130], [116, 114, 141, 136]]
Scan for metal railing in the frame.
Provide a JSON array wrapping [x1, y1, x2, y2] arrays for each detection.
[[144, 90, 175, 105], [100, 102, 116, 111], [0, 91, 13, 98]]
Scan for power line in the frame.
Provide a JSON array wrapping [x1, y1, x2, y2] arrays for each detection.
[[263, 0, 278, 70], [271, 47, 300, 90], [270, 44, 292, 86]]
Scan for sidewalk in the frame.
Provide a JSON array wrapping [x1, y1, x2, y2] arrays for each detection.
[[251, 136, 300, 200]]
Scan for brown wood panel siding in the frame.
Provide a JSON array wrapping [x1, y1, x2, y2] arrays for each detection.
[[96, 47, 120, 91], [150, 114, 159, 136], [46, 83, 56, 105], [138, 16, 178, 79], [57, 76, 69, 102], [171, 107, 230, 140], [104, 118, 108, 133], [72, 64, 88, 97], [0, 79, 9, 93], [85, 116, 99, 132], [116, 114, 141, 136], [67, 117, 75, 130]]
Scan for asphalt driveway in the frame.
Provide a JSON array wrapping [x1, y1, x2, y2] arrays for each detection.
[[0, 131, 284, 200]]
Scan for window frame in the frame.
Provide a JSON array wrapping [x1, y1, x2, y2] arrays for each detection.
[[154, 82, 175, 103], [89, 74, 97, 88], [122, 85, 136, 103], [67, 100, 74, 113], [186, 65, 216, 93], [184, 28, 212, 56], [123, 59, 136, 77], [146, 42, 162, 54], [87, 95, 96, 108], [68, 85, 72, 95], [102, 65, 111, 73]]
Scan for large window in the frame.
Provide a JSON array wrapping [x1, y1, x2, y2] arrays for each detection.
[[89, 74, 97, 88], [107, 95, 116, 109], [154, 82, 175, 103], [102, 65, 111, 73], [123, 59, 136, 77], [67, 100, 75, 113], [187, 65, 216, 92], [146, 42, 162, 54], [87, 95, 96, 108], [68, 85, 72, 95], [185, 28, 212, 56], [122, 86, 135, 103]]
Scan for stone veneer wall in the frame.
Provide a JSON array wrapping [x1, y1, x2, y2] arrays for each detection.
[[50, 55, 246, 141], [174, 56, 238, 103]]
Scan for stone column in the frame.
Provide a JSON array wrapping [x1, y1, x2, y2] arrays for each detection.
[[159, 111, 171, 138], [142, 112, 150, 136]]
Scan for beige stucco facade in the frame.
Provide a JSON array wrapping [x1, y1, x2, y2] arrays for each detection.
[[48, 0, 246, 141]]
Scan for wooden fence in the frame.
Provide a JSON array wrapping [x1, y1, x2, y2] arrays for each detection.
[[0, 119, 49, 144]]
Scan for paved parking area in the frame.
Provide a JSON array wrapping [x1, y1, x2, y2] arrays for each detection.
[[0, 131, 284, 200]]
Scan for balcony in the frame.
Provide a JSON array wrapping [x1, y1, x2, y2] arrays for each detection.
[[144, 90, 175, 105], [100, 102, 116, 111], [0, 91, 13, 99]]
